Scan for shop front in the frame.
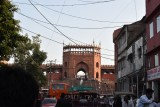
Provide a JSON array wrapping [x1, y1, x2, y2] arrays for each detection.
[[147, 66, 160, 99]]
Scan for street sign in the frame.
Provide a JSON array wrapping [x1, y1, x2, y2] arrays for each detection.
[[69, 86, 94, 92]]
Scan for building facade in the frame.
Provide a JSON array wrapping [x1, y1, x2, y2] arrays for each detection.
[[145, 0, 160, 99], [113, 19, 145, 97], [63, 44, 101, 81], [41, 44, 115, 95]]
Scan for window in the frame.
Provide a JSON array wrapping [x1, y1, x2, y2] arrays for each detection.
[[148, 57, 151, 69], [96, 72, 99, 78], [155, 54, 159, 67], [128, 53, 133, 63], [149, 22, 154, 38], [157, 15, 160, 33], [52, 84, 64, 90], [138, 47, 142, 58], [118, 60, 125, 70], [96, 62, 99, 68], [65, 62, 67, 67], [64, 71, 67, 78]]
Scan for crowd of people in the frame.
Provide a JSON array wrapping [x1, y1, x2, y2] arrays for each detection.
[[1, 64, 160, 107], [110, 88, 160, 107], [54, 91, 160, 107], [41, 89, 160, 107]]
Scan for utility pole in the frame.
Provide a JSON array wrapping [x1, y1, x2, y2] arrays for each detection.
[[47, 59, 56, 89], [143, 33, 147, 94]]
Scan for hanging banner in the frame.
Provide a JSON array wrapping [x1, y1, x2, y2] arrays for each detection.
[[147, 66, 160, 81]]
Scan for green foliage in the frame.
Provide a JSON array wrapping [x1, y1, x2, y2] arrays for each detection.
[[0, 0, 26, 61], [0, 0, 47, 87], [14, 34, 47, 86]]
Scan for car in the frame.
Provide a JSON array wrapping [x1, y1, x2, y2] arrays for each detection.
[[41, 98, 57, 107]]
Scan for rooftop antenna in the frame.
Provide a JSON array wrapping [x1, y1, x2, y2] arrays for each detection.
[[99, 41, 101, 46], [93, 39, 95, 45]]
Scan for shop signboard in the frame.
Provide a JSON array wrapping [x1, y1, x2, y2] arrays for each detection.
[[69, 86, 93, 92], [147, 66, 160, 81]]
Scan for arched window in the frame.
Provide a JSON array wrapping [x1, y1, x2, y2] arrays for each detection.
[[65, 62, 67, 67], [64, 71, 67, 78], [96, 62, 99, 68], [96, 72, 99, 78]]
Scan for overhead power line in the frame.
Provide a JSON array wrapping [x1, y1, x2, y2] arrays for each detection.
[[16, 12, 122, 29], [17, 12, 64, 37], [16, 3, 115, 52], [21, 26, 87, 46], [22, 27, 114, 54], [77, 0, 93, 2], [15, 0, 116, 7], [28, 0, 78, 45], [101, 48, 114, 52], [22, 26, 115, 54], [14, 1, 131, 23], [133, 0, 137, 21], [22, 27, 115, 61], [101, 54, 114, 56], [16, 12, 95, 45], [101, 56, 114, 61], [19, 13, 88, 45], [45, 0, 66, 51], [17, 12, 87, 45], [34, 0, 116, 6], [22, 24, 114, 52], [17, 12, 115, 52], [77, 0, 116, 2], [21, 27, 64, 45], [34, 1, 132, 23]]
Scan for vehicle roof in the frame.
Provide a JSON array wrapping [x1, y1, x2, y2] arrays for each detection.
[[41, 89, 49, 90], [42, 98, 57, 104]]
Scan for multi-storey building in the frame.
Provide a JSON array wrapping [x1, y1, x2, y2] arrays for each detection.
[[113, 18, 145, 97], [145, 0, 160, 99]]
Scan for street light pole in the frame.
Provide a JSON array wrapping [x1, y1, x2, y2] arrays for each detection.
[[47, 60, 52, 89]]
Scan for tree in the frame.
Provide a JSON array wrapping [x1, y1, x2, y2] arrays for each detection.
[[0, 0, 26, 61], [0, 0, 47, 86], [14, 34, 47, 86]]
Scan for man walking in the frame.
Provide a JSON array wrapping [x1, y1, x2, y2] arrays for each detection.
[[137, 88, 154, 107]]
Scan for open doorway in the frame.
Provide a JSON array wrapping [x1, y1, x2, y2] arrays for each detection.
[[76, 69, 88, 80]]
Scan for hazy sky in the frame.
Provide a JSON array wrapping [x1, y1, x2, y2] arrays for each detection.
[[11, 0, 146, 65]]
